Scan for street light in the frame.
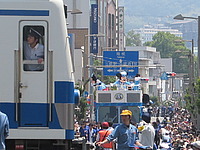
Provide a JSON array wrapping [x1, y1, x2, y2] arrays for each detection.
[[174, 37, 197, 125], [173, 14, 200, 77], [175, 39, 194, 97], [173, 14, 198, 20]]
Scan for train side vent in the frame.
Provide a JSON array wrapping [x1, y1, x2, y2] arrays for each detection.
[[127, 93, 140, 103], [98, 93, 111, 103]]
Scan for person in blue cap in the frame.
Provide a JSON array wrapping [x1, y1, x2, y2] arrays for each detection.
[[23, 28, 44, 71], [112, 71, 131, 90]]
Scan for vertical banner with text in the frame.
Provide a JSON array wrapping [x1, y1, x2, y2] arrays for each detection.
[[90, 4, 98, 54], [118, 7, 124, 51]]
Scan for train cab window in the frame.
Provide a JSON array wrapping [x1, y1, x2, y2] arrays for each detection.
[[23, 26, 45, 71]]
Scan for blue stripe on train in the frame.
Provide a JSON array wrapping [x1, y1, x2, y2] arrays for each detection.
[[19, 103, 49, 127], [0, 103, 62, 129], [0, 103, 18, 128], [0, 103, 74, 139], [0, 10, 49, 16], [55, 81, 75, 103]]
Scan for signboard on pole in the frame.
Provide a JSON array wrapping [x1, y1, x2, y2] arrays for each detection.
[[103, 51, 139, 76], [118, 7, 124, 51], [160, 72, 168, 80], [90, 4, 98, 54]]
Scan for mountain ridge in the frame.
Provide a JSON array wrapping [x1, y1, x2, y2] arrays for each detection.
[[120, 0, 200, 31]]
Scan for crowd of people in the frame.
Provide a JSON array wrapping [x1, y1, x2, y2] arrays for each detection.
[[74, 106, 200, 150], [153, 107, 200, 150]]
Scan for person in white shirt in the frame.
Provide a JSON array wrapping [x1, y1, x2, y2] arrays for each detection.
[[138, 113, 155, 148]]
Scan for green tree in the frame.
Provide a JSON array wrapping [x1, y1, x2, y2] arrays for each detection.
[[185, 78, 200, 118], [144, 32, 190, 73], [75, 97, 88, 121], [126, 30, 142, 46], [195, 79, 200, 114], [93, 59, 116, 84]]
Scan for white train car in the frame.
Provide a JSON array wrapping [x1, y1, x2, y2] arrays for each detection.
[[0, 0, 78, 149]]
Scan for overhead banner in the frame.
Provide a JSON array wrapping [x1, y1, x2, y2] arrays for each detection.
[[103, 51, 139, 76], [90, 4, 98, 54]]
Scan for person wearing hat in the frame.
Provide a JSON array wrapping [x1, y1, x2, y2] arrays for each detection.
[[112, 71, 131, 90], [96, 122, 113, 150], [91, 74, 107, 91], [23, 28, 44, 71], [138, 112, 155, 149], [97, 110, 144, 150]]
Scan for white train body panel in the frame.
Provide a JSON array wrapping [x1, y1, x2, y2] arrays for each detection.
[[0, 0, 76, 140]]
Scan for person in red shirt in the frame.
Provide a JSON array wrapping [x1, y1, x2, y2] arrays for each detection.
[[96, 122, 113, 150]]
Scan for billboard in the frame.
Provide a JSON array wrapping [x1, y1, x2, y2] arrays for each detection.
[[103, 51, 139, 76], [118, 7, 124, 51], [90, 4, 98, 54]]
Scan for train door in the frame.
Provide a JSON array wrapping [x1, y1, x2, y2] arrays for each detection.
[[19, 21, 48, 127]]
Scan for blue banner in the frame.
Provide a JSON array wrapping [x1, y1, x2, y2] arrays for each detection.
[[103, 51, 139, 76], [90, 4, 98, 54]]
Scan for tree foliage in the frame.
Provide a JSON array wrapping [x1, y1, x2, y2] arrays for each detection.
[[126, 30, 142, 46], [74, 97, 88, 121], [185, 78, 200, 115], [144, 32, 190, 73]]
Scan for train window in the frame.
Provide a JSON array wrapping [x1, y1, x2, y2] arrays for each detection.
[[23, 26, 45, 71]]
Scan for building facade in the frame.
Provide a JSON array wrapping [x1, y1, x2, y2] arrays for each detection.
[[64, 0, 119, 83], [126, 46, 162, 97], [170, 20, 198, 49], [133, 24, 183, 45]]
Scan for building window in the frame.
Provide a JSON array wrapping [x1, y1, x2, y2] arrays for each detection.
[[112, 14, 115, 29], [108, 38, 111, 47], [108, 13, 111, 29]]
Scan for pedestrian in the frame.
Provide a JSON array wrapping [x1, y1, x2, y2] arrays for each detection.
[[96, 122, 113, 150], [79, 123, 87, 137], [0, 111, 9, 150], [139, 113, 155, 149], [97, 110, 144, 150], [86, 123, 97, 146], [152, 122, 160, 148]]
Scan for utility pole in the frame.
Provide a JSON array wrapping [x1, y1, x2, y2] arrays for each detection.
[[198, 16, 200, 77]]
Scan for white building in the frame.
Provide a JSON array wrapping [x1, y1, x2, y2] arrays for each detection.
[[159, 58, 173, 101], [126, 46, 162, 97], [133, 25, 183, 45]]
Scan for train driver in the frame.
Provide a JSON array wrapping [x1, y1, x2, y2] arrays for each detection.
[[23, 28, 44, 71]]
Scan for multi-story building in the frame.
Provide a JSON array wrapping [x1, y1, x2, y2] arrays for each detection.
[[126, 46, 162, 97], [170, 20, 198, 50], [133, 24, 183, 45], [64, 0, 119, 83]]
